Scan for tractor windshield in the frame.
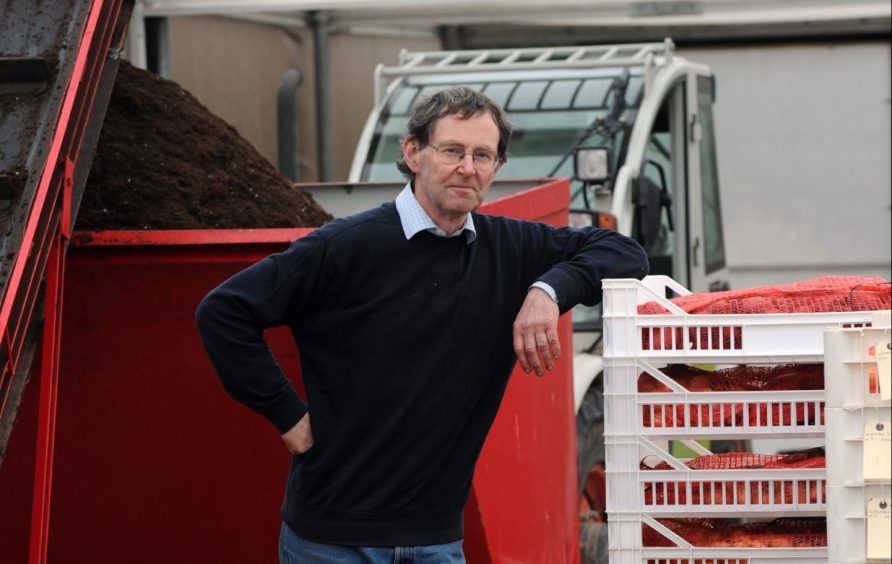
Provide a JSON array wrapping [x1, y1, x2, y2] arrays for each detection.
[[360, 72, 644, 208]]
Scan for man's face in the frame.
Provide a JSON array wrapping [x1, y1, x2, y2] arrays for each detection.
[[402, 112, 503, 233]]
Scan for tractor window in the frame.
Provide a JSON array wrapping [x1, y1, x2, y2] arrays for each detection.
[[483, 82, 516, 107], [418, 83, 484, 101], [632, 86, 680, 279], [362, 75, 637, 182], [498, 110, 617, 180], [624, 76, 644, 106], [574, 78, 611, 107], [542, 80, 581, 109], [697, 76, 726, 274], [508, 81, 549, 110], [388, 87, 419, 115]]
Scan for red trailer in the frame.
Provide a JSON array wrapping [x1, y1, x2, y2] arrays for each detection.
[[0, 178, 581, 563]]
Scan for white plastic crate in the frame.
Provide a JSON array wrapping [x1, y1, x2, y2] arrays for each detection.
[[607, 513, 828, 564], [822, 321, 890, 564], [604, 358, 826, 439], [606, 436, 826, 517], [600, 275, 882, 562], [823, 407, 891, 562], [824, 324, 891, 409], [602, 276, 878, 363], [825, 407, 892, 486], [826, 484, 891, 563]]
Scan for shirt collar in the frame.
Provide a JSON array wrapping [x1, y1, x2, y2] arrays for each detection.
[[395, 184, 476, 244]]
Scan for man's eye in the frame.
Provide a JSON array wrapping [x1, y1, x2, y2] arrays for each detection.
[[474, 152, 494, 162], [443, 147, 464, 157]]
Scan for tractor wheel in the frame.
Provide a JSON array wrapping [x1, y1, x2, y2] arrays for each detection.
[[576, 375, 608, 563], [576, 375, 605, 498], [580, 520, 608, 564]]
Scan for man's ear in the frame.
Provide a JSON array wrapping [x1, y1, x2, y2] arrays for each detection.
[[402, 138, 421, 173]]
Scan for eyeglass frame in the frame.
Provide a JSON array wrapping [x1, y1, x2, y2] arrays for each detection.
[[426, 143, 501, 170]]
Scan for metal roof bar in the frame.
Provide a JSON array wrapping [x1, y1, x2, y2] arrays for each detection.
[[395, 41, 670, 67], [377, 40, 673, 106]]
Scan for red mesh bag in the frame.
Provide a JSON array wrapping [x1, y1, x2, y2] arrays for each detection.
[[642, 448, 826, 506], [643, 447, 825, 471], [636, 277, 890, 351], [643, 518, 728, 547], [639, 364, 824, 428], [720, 519, 826, 548], [638, 276, 891, 316], [643, 517, 826, 548]]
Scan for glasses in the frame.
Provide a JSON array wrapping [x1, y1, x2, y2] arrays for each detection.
[[428, 143, 498, 170]]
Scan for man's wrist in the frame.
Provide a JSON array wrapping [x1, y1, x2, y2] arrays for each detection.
[[530, 281, 558, 304]]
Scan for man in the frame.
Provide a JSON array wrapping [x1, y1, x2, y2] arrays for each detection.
[[196, 86, 647, 563]]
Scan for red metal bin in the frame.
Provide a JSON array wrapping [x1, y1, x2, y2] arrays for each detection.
[[0, 178, 579, 563]]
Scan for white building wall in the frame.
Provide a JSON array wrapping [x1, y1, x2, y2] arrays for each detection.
[[680, 41, 891, 288]]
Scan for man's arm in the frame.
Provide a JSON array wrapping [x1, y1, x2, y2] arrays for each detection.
[[513, 225, 648, 375], [195, 236, 328, 442], [513, 287, 560, 377], [534, 226, 649, 312]]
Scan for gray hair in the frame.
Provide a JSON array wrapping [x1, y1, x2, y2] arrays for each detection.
[[396, 86, 512, 180]]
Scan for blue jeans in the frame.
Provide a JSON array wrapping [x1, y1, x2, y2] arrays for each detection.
[[279, 522, 465, 564]]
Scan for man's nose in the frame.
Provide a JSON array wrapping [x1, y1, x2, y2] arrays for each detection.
[[457, 154, 476, 175]]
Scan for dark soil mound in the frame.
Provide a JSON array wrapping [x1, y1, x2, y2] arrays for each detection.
[[76, 60, 332, 230]]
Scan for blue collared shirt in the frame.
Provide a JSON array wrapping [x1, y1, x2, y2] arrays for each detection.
[[394, 184, 557, 303], [395, 184, 476, 243]]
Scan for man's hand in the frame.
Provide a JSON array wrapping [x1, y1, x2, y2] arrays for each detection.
[[281, 412, 314, 455], [513, 287, 561, 377]]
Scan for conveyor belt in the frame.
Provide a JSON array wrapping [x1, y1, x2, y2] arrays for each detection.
[[0, 0, 131, 463]]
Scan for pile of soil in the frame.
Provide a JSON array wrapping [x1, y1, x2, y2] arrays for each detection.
[[76, 60, 332, 230]]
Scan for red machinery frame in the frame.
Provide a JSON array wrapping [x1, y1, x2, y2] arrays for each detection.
[[0, 1, 125, 561]]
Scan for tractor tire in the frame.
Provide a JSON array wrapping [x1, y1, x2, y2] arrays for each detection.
[[580, 520, 609, 564], [576, 376, 605, 497], [577, 375, 608, 564]]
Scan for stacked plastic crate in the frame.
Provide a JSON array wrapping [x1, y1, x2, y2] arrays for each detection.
[[602, 275, 881, 564], [824, 317, 891, 563]]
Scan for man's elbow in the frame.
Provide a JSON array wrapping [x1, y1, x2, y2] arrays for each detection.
[[635, 246, 650, 280], [195, 289, 224, 339], [621, 238, 649, 280]]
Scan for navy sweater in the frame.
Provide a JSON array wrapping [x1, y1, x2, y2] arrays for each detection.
[[195, 202, 647, 546]]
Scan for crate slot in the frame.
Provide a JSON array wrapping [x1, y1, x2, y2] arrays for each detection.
[[605, 359, 826, 438], [824, 325, 892, 409], [617, 438, 830, 516], [607, 514, 829, 563]]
